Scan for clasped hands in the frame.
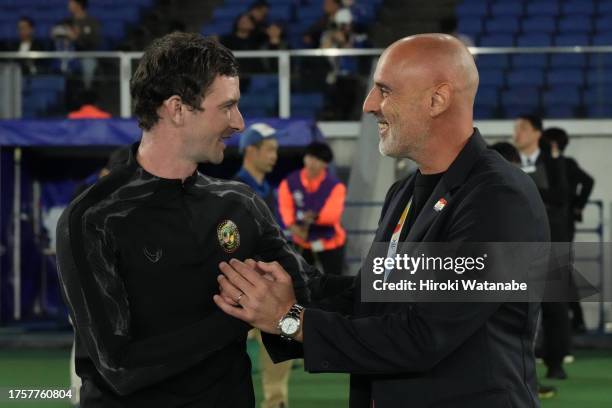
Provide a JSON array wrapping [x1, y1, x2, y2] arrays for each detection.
[[213, 259, 297, 336]]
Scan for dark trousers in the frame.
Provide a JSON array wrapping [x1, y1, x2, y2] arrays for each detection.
[[301, 246, 345, 276], [541, 302, 571, 369]]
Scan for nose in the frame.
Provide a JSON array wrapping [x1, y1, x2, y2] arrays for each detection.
[[362, 87, 380, 114], [231, 107, 245, 132]]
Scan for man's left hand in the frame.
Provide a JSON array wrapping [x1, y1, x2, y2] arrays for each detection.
[[213, 259, 297, 335]]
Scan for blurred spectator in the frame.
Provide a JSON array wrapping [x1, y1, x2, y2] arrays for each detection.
[[303, 0, 343, 48], [261, 23, 287, 50], [11, 17, 46, 74], [68, 90, 111, 119], [278, 142, 346, 276], [513, 114, 571, 381], [489, 141, 521, 165], [66, 0, 101, 51], [320, 8, 369, 119], [221, 13, 262, 73], [248, 1, 270, 46], [52, 0, 101, 89], [542, 127, 595, 334]]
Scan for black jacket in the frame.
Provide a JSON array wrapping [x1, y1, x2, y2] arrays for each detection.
[[267, 129, 549, 408], [56, 144, 319, 407]]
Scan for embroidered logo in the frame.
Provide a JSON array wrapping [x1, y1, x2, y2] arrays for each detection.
[[143, 247, 163, 263], [433, 198, 447, 212], [217, 220, 240, 253]]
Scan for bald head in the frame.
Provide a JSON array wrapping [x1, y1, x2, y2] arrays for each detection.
[[383, 34, 479, 107], [363, 33, 479, 172]]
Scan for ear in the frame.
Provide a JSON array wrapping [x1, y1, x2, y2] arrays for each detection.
[[161, 95, 184, 127], [429, 83, 452, 117]]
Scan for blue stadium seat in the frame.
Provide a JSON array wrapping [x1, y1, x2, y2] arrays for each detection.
[[562, 0, 594, 15], [474, 104, 497, 119], [267, 5, 292, 22], [526, 2, 559, 17], [502, 104, 541, 119], [582, 85, 612, 103], [585, 104, 612, 118], [595, 16, 612, 32], [476, 54, 509, 69], [507, 68, 545, 87], [512, 54, 548, 68], [479, 69, 506, 87], [522, 16, 556, 33], [485, 18, 519, 34], [240, 108, 269, 118], [558, 16, 592, 33], [475, 85, 499, 106], [296, 6, 323, 21], [550, 54, 587, 68], [240, 93, 278, 110], [291, 92, 325, 110], [458, 17, 483, 36], [544, 105, 576, 118], [555, 34, 590, 46], [543, 86, 582, 105], [516, 33, 552, 46], [456, 1, 488, 17], [479, 34, 514, 46], [592, 31, 612, 45], [599, 2, 612, 13], [201, 22, 232, 37], [212, 6, 247, 21], [547, 69, 585, 86], [24, 75, 65, 92], [501, 86, 541, 107], [491, 2, 523, 17], [291, 107, 318, 118], [248, 74, 279, 92], [589, 53, 612, 68], [586, 68, 612, 86]]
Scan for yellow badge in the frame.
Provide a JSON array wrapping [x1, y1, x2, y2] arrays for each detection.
[[217, 220, 240, 253]]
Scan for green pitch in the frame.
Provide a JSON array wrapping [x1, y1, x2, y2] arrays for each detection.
[[0, 342, 610, 407]]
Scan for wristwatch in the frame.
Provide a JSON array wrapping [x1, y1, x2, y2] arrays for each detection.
[[278, 303, 304, 341]]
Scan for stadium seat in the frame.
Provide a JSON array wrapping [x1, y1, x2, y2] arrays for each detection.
[[475, 85, 499, 106], [595, 16, 612, 32], [543, 86, 582, 105], [501, 87, 541, 106], [291, 92, 325, 110], [544, 105, 576, 118], [491, 2, 523, 17], [582, 85, 612, 103], [550, 53, 587, 68], [589, 53, 612, 68], [474, 103, 497, 119], [485, 18, 519, 34], [516, 33, 552, 46], [458, 17, 483, 37], [526, 2, 559, 17], [476, 54, 509, 69], [562, 0, 595, 16], [555, 34, 590, 46], [296, 6, 323, 21], [522, 16, 556, 33], [24, 75, 66, 92], [558, 16, 592, 33], [456, 1, 489, 18], [599, 2, 612, 13], [592, 31, 612, 45], [267, 5, 292, 22], [512, 54, 548, 69], [479, 34, 514, 46], [248, 74, 279, 92], [586, 68, 612, 86], [586, 104, 612, 117], [479, 69, 506, 87], [507, 68, 545, 87]]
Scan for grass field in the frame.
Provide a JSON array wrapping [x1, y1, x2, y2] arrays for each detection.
[[0, 344, 610, 407]]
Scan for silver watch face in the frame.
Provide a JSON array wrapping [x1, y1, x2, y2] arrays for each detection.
[[281, 317, 299, 335]]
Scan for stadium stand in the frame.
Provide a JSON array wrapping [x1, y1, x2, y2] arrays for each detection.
[[457, 0, 612, 119]]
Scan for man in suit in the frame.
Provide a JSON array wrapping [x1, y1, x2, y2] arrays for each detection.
[[514, 115, 571, 380], [9, 17, 46, 75], [215, 34, 549, 408]]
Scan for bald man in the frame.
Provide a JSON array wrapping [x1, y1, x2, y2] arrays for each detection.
[[215, 34, 548, 408]]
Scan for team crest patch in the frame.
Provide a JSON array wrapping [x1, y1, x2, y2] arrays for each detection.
[[217, 220, 240, 253]]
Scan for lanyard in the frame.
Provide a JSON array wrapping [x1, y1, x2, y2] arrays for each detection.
[[383, 197, 412, 283]]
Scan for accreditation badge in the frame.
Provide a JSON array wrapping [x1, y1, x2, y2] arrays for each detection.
[[217, 220, 240, 253]]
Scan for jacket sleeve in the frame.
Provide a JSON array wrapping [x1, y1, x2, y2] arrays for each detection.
[[277, 179, 296, 227], [568, 158, 595, 210], [56, 202, 250, 396], [300, 183, 545, 374]]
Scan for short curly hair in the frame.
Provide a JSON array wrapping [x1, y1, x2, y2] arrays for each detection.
[[130, 32, 239, 131]]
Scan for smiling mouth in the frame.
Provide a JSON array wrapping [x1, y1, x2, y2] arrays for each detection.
[[377, 121, 389, 134]]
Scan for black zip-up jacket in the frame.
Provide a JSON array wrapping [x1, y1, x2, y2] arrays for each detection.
[[56, 144, 321, 407]]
